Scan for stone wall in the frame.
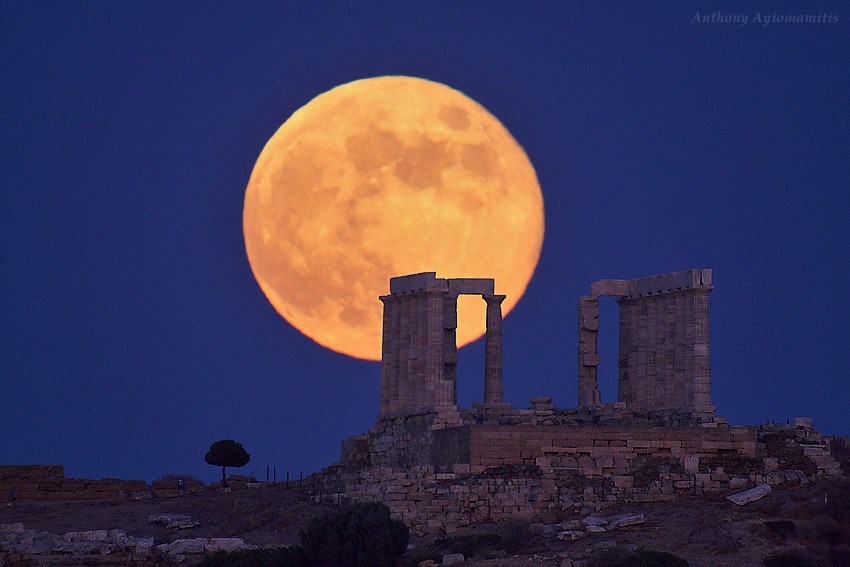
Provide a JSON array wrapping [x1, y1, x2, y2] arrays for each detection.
[[0, 465, 149, 501], [324, 419, 843, 535], [433, 424, 757, 472]]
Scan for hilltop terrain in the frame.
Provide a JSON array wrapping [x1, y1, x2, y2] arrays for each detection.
[[1, 478, 848, 566]]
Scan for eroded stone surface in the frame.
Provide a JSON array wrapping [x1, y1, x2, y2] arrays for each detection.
[[727, 483, 771, 505]]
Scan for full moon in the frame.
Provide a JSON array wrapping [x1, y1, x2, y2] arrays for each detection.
[[243, 76, 544, 360]]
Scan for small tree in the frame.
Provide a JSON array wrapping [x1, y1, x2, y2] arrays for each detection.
[[205, 439, 250, 482]]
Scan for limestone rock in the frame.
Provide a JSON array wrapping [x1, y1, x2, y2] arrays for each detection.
[[443, 552, 465, 564], [148, 513, 200, 529], [607, 513, 645, 530], [205, 537, 252, 553], [585, 525, 607, 533], [161, 538, 207, 555], [726, 483, 771, 505], [582, 516, 608, 527], [557, 530, 586, 541]]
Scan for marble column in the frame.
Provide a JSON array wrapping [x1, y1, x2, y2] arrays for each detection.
[[378, 295, 400, 415], [425, 291, 451, 407], [483, 294, 506, 404], [691, 288, 713, 412], [578, 296, 601, 408]]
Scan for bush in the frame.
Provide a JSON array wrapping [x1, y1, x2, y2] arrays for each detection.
[[299, 501, 409, 567], [410, 533, 503, 563], [196, 547, 306, 567], [763, 550, 815, 567], [407, 521, 549, 564], [765, 520, 796, 538], [589, 546, 689, 567], [492, 521, 549, 554]]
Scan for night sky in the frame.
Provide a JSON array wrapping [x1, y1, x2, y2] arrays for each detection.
[[2, 2, 848, 484]]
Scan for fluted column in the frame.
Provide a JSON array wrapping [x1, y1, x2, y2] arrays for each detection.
[[483, 294, 506, 404], [691, 288, 713, 412], [378, 295, 400, 415]]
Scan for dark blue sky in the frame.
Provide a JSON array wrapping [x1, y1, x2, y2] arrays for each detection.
[[2, 2, 848, 483]]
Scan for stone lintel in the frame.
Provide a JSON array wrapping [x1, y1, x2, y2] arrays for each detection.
[[590, 279, 631, 297], [447, 278, 495, 297]]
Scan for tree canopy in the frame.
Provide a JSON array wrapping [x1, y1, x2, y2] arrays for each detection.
[[205, 439, 250, 482]]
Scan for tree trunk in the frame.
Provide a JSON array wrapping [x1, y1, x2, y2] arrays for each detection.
[[221, 466, 226, 482]]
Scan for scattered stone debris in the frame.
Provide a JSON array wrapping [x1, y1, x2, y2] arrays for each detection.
[[156, 537, 254, 561], [0, 523, 155, 560], [557, 530, 586, 541], [726, 483, 772, 505], [0, 522, 253, 564], [147, 512, 200, 529], [554, 512, 645, 542]]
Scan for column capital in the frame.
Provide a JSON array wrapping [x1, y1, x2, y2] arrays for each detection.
[[379, 294, 401, 304], [483, 294, 506, 305]]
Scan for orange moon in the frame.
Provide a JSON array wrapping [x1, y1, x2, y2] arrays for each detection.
[[243, 76, 544, 361]]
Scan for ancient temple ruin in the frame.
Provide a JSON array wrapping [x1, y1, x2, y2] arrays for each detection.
[[377, 269, 717, 422], [578, 269, 715, 416], [318, 269, 844, 536], [378, 272, 506, 417]]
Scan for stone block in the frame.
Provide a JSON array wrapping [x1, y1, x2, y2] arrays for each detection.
[[726, 483, 771, 505], [582, 515, 608, 526], [206, 538, 250, 553], [579, 354, 600, 367], [613, 476, 634, 489], [608, 513, 645, 529], [443, 552, 465, 564], [590, 279, 631, 297], [164, 538, 207, 555]]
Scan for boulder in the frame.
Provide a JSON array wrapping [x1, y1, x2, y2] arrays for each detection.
[[726, 483, 771, 505], [163, 538, 208, 555], [585, 525, 607, 534], [557, 530, 586, 541], [443, 552, 465, 564], [582, 516, 608, 526], [607, 513, 645, 530], [148, 513, 200, 529]]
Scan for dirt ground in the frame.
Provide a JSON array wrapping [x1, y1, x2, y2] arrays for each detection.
[[2, 479, 848, 566]]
